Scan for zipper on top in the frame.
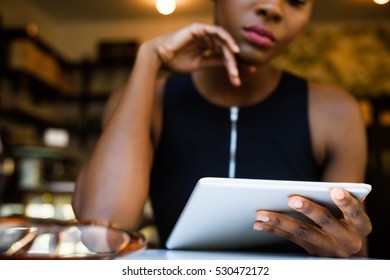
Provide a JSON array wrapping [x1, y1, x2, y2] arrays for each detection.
[[229, 106, 239, 178]]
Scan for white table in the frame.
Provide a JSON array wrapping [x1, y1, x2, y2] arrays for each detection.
[[117, 249, 315, 260]]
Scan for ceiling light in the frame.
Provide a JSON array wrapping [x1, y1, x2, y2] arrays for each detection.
[[156, 0, 176, 15], [373, 0, 389, 4]]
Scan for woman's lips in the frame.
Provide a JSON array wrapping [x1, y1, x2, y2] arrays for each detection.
[[243, 25, 276, 48]]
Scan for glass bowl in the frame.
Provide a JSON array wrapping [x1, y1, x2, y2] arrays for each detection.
[[0, 217, 146, 260]]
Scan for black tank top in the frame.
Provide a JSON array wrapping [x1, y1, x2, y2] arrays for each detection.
[[150, 71, 321, 250]]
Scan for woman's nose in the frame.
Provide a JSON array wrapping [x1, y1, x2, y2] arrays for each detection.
[[254, 0, 284, 22]]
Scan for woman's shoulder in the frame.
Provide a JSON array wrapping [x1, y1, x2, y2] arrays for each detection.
[[307, 82, 366, 172], [308, 82, 362, 121]]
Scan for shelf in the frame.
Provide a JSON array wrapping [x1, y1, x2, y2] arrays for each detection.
[[0, 28, 135, 156], [1, 34, 73, 95], [0, 29, 138, 207], [79, 91, 111, 102], [1, 29, 71, 68], [2, 69, 79, 102], [1, 107, 65, 129], [2, 69, 114, 104]]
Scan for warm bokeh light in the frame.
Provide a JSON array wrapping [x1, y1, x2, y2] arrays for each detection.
[[373, 0, 389, 4], [156, 0, 176, 15]]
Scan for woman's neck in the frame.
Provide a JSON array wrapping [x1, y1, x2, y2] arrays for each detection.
[[192, 63, 282, 107]]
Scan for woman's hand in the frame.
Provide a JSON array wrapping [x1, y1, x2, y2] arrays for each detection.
[[146, 23, 241, 86], [253, 187, 372, 257]]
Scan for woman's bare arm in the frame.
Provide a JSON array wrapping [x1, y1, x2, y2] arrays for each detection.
[[72, 23, 240, 229], [72, 43, 162, 228]]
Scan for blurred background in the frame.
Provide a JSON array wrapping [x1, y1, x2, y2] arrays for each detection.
[[0, 0, 389, 258]]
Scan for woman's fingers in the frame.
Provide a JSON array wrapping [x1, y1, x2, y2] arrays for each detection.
[[330, 187, 372, 237], [221, 45, 241, 86], [154, 23, 240, 85], [253, 218, 330, 256], [253, 190, 372, 257], [193, 23, 240, 54], [254, 210, 334, 253]]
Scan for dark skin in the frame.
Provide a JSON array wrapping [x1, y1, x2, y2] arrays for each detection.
[[73, 0, 371, 257]]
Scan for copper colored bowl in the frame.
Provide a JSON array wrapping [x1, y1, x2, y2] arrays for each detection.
[[0, 217, 146, 260]]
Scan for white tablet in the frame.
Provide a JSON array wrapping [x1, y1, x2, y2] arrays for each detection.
[[165, 177, 371, 250]]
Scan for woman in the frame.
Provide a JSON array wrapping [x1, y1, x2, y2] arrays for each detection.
[[72, 0, 371, 257]]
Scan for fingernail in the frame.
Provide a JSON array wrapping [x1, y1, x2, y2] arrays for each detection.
[[232, 77, 241, 87], [253, 224, 264, 231], [334, 188, 345, 200], [292, 198, 303, 209], [231, 67, 238, 76], [256, 214, 270, 223]]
